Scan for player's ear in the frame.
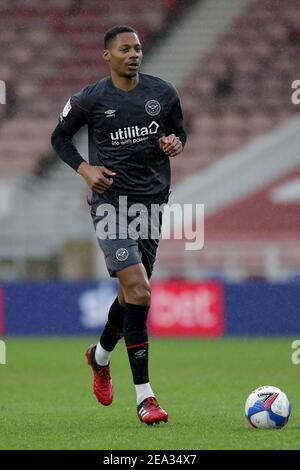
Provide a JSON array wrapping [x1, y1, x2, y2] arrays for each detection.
[[103, 49, 110, 63]]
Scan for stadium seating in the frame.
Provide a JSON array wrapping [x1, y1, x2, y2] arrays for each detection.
[[0, 0, 181, 178], [171, 0, 300, 185], [155, 0, 300, 281], [1, 0, 300, 281], [1, 0, 299, 181]]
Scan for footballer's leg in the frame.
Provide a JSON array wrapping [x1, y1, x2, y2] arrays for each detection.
[[86, 286, 125, 406], [86, 224, 146, 407], [95, 285, 125, 365], [117, 263, 168, 425]]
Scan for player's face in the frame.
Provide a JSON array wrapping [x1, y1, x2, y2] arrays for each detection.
[[103, 33, 143, 78]]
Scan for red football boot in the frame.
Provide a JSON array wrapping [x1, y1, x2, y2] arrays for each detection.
[[86, 344, 113, 406], [137, 397, 168, 425]]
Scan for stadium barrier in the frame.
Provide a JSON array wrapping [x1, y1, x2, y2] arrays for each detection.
[[1, 280, 300, 336]]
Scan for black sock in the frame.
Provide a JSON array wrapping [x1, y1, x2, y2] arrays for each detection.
[[124, 303, 150, 385], [100, 297, 125, 352]]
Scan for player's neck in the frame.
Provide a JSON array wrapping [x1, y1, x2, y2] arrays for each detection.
[[110, 72, 139, 92]]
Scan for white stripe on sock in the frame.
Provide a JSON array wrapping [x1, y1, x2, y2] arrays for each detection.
[[135, 383, 154, 405], [95, 342, 110, 366]]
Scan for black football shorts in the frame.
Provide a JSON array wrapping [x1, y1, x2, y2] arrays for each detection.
[[91, 193, 169, 279]]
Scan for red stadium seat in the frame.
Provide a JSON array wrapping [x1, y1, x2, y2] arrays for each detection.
[[0, 0, 181, 177]]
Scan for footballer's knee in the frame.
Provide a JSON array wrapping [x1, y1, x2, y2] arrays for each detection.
[[117, 264, 151, 306], [130, 281, 151, 306], [123, 278, 151, 306]]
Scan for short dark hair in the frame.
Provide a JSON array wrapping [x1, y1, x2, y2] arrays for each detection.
[[104, 25, 138, 49]]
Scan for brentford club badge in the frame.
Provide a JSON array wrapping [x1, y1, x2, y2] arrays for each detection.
[[145, 100, 161, 116], [116, 248, 129, 262]]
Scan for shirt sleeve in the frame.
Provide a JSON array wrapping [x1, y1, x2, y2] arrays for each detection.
[[51, 88, 91, 171], [164, 92, 187, 148], [58, 88, 91, 134]]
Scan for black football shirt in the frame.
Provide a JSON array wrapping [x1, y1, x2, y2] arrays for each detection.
[[54, 73, 186, 205]]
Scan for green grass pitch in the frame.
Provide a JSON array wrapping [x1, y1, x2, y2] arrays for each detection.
[[0, 337, 299, 450]]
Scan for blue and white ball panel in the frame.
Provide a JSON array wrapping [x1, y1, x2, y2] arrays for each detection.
[[248, 410, 277, 429], [245, 385, 291, 429], [268, 410, 288, 428], [271, 392, 290, 418], [245, 392, 261, 414]]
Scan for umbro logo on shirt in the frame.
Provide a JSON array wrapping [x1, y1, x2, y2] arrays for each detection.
[[104, 109, 116, 118]]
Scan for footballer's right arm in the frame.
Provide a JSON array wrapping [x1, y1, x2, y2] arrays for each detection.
[[51, 97, 115, 192], [51, 123, 85, 171], [51, 96, 88, 171]]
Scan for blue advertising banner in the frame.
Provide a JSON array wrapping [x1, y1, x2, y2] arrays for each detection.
[[2, 281, 300, 336], [225, 283, 300, 335], [3, 281, 118, 335]]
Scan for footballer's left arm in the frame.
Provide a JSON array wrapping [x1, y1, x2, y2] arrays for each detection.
[[159, 95, 187, 158]]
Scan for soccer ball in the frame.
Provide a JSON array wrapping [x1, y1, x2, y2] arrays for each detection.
[[245, 385, 291, 429]]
